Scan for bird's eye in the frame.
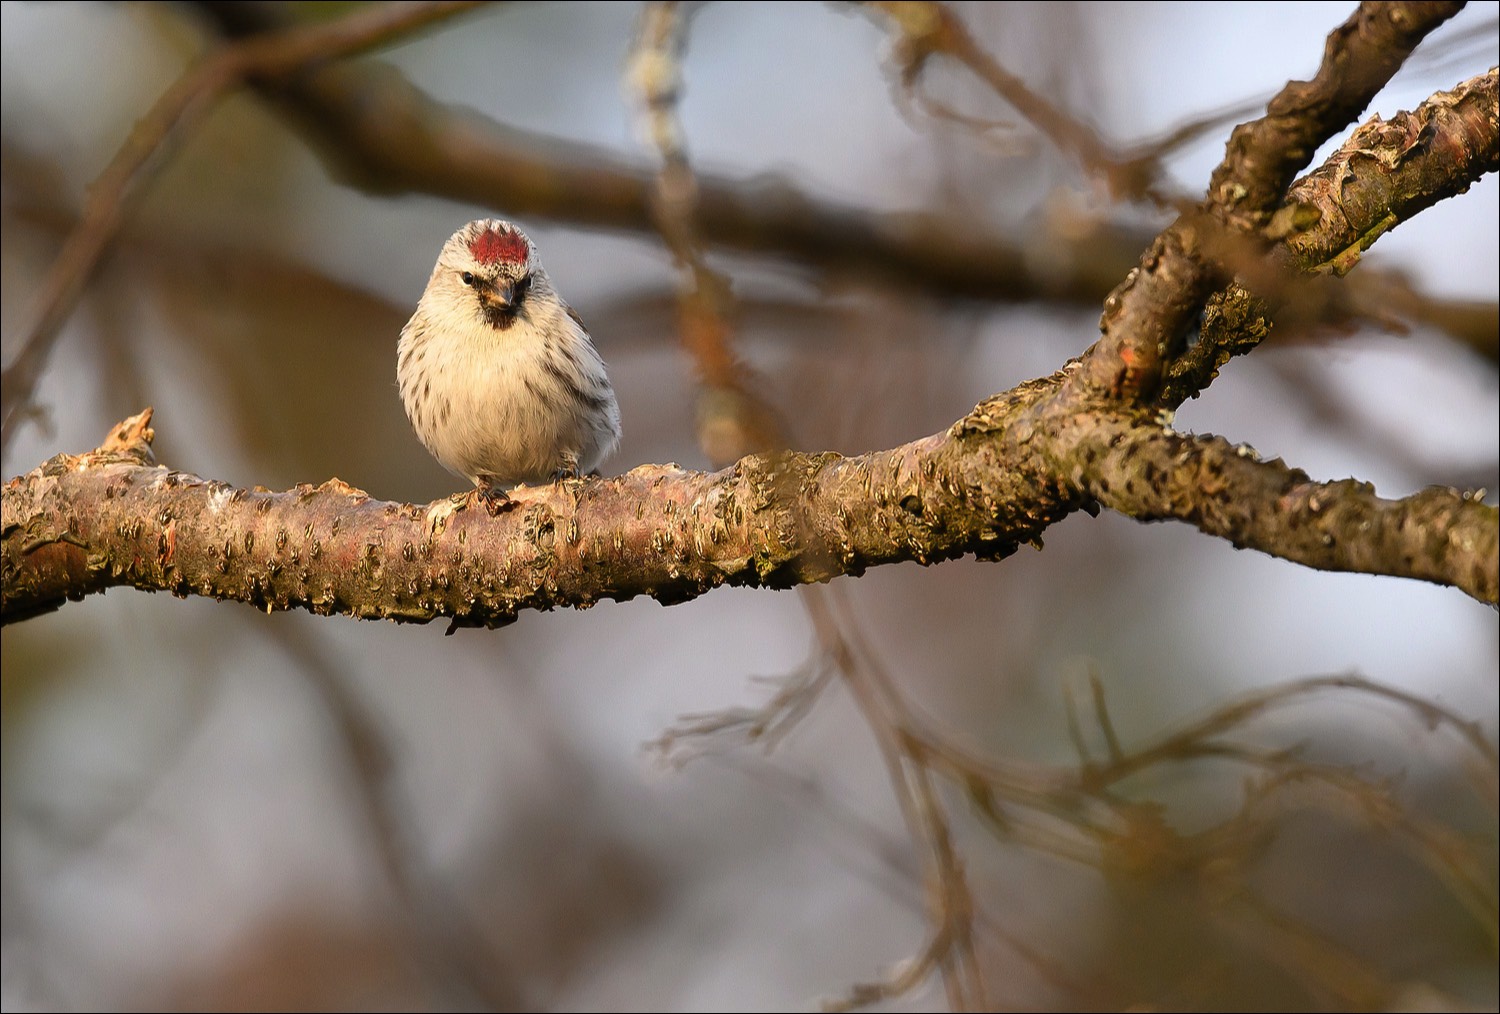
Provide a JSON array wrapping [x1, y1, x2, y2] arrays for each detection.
[[460, 271, 475, 286], [514, 273, 533, 298]]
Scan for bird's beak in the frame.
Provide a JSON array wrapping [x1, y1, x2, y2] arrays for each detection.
[[478, 280, 515, 311]]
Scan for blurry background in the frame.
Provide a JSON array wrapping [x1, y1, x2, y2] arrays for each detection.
[[2, 2, 1496, 1010]]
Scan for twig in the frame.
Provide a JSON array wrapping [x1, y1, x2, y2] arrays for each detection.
[[1083, 673, 1499, 791], [813, 587, 988, 1011], [860, 1, 1166, 201]]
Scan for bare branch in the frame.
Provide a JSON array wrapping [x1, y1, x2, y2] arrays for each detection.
[[1069, 1, 1465, 402], [1208, 2, 1470, 233], [1063, 412, 1498, 604], [185, 2, 1129, 304], [1280, 66, 1499, 275], [1163, 69, 1499, 403], [0, 400, 1073, 627]]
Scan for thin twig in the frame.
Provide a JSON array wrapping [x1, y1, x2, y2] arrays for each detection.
[[861, 1, 1168, 201]]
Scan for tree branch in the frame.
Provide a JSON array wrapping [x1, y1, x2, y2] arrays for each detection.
[[1160, 67, 1499, 403], [1061, 412, 1499, 604], [6, 371, 1495, 629], [1280, 66, 1499, 275], [1208, 2, 1470, 234], [1069, 0, 1465, 402], [0, 398, 1068, 627]]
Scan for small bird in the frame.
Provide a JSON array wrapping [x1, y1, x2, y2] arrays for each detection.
[[398, 220, 621, 500]]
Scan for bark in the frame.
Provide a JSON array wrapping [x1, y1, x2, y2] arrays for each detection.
[[6, 377, 1495, 629]]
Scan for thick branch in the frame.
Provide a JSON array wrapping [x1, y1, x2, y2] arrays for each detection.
[[6, 386, 1495, 628], [0, 405, 1076, 627], [1060, 414, 1499, 604]]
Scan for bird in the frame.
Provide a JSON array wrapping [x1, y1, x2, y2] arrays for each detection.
[[398, 219, 620, 503]]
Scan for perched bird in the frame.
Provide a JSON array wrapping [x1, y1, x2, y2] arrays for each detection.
[[398, 219, 621, 498]]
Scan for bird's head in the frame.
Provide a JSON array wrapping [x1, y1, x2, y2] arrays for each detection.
[[433, 219, 543, 330]]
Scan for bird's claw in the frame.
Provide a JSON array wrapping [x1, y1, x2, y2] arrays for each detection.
[[475, 484, 515, 515]]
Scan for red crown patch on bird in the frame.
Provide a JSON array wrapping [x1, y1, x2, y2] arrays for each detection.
[[468, 225, 529, 266]]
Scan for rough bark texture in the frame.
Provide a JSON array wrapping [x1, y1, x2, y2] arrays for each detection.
[[6, 374, 1495, 629], [1068, 1, 1465, 402], [1, 400, 1075, 628], [1281, 67, 1500, 275], [1060, 413, 1498, 602], [1207, 1, 1468, 233]]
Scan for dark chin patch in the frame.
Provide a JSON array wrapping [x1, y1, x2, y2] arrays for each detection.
[[482, 304, 518, 330]]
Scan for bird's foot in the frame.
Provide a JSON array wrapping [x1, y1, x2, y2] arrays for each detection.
[[474, 483, 515, 516]]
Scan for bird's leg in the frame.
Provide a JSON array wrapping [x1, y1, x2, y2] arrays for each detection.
[[550, 452, 581, 485]]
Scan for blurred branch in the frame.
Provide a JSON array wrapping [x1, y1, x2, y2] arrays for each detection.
[[150, 2, 1500, 370], [933, 668, 1499, 1004], [627, 1, 783, 467], [0, 0, 484, 453], [1081, 673, 1498, 791], [860, 1, 1167, 201], [809, 586, 987, 1012], [269, 620, 518, 1009], [661, 602, 1499, 1008], [183, 2, 1134, 302]]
